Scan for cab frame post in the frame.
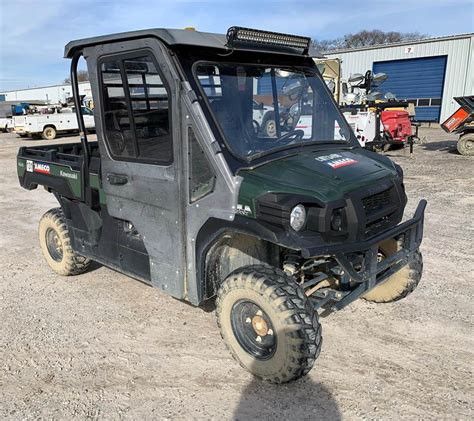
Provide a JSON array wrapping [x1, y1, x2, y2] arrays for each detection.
[[70, 51, 91, 205]]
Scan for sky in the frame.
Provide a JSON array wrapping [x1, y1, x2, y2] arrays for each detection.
[[0, 0, 473, 92]]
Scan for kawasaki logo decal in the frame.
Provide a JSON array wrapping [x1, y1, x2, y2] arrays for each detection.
[[315, 153, 358, 169], [60, 170, 78, 180]]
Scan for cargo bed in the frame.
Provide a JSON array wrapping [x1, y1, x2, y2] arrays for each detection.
[[17, 142, 105, 204]]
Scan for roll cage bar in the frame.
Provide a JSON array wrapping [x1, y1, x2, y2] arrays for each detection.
[[70, 51, 92, 206]]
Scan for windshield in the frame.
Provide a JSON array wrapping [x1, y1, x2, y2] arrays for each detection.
[[195, 62, 352, 160]]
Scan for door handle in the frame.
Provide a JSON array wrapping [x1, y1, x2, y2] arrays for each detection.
[[107, 173, 128, 185]]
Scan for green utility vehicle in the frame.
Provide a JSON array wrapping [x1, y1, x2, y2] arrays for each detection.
[[17, 27, 426, 383]]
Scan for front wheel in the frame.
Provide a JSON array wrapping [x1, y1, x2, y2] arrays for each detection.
[[363, 238, 423, 303], [216, 265, 322, 383]]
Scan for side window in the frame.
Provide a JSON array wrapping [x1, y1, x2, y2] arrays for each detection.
[[100, 52, 173, 165], [188, 127, 215, 203]]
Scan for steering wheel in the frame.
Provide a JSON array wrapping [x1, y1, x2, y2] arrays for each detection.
[[273, 129, 305, 145]]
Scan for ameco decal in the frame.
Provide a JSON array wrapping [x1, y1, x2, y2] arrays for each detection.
[[33, 162, 51, 174], [315, 153, 358, 169]]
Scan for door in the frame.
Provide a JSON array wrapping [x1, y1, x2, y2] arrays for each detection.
[[86, 39, 185, 298], [373, 56, 447, 122]]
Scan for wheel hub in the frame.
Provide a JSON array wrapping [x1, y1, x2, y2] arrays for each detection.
[[46, 228, 63, 262], [251, 315, 269, 336], [266, 121, 276, 137], [231, 300, 277, 360]]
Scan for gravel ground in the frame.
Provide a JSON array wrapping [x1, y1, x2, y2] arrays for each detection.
[[0, 128, 472, 420]]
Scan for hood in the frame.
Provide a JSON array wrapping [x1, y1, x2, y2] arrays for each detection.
[[238, 148, 399, 207]]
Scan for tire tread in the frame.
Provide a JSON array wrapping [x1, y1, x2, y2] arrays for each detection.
[[40, 208, 90, 276], [216, 264, 321, 383]]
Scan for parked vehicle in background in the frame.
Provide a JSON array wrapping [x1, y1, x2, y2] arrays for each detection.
[[316, 60, 417, 151], [11, 101, 55, 138], [441, 95, 474, 156], [14, 106, 95, 140], [341, 70, 418, 151]]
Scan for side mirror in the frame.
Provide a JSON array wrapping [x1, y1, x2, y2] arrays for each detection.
[[348, 73, 365, 85]]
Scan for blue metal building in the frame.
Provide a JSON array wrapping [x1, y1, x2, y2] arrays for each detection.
[[325, 33, 474, 122]]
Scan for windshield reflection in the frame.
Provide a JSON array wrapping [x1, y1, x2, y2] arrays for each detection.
[[196, 63, 351, 159]]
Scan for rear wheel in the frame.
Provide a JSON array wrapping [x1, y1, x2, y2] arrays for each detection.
[[457, 132, 474, 156], [39, 208, 90, 276], [216, 265, 322, 383], [363, 238, 423, 303], [42, 126, 56, 140]]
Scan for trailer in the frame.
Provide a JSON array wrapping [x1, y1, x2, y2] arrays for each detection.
[[441, 96, 474, 156]]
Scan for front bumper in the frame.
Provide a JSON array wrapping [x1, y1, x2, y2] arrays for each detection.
[[310, 199, 426, 311]]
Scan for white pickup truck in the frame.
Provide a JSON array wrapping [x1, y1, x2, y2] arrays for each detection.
[[14, 107, 95, 140]]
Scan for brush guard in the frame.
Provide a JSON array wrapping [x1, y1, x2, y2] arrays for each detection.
[[308, 200, 426, 313]]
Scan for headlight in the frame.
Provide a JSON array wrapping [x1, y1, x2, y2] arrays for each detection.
[[290, 204, 306, 232], [331, 209, 343, 231]]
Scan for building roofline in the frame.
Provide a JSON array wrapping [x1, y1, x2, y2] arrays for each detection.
[[0, 80, 90, 94], [324, 32, 474, 55]]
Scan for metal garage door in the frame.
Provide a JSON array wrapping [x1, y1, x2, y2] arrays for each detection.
[[257, 73, 286, 94], [373, 56, 447, 122]]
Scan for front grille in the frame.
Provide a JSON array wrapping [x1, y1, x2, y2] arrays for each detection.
[[362, 188, 392, 216], [364, 216, 392, 237]]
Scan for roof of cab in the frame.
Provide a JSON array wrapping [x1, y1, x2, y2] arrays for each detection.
[[64, 28, 322, 58]]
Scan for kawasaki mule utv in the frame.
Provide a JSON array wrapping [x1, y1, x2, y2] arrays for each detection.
[[17, 27, 426, 383]]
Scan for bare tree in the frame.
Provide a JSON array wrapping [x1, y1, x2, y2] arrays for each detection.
[[63, 70, 89, 84], [313, 30, 427, 52]]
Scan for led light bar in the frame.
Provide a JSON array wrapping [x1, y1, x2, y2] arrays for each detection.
[[226, 26, 311, 54]]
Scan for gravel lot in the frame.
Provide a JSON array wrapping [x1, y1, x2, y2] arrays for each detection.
[[0, 128, 472, 420]]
